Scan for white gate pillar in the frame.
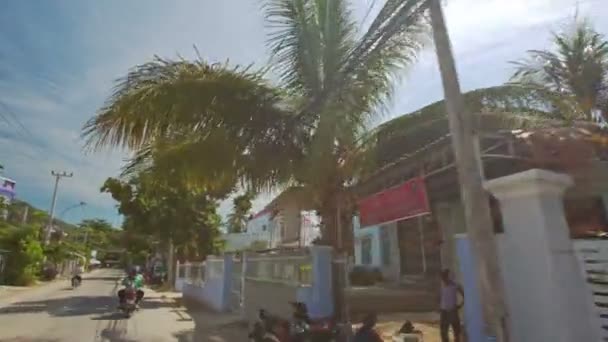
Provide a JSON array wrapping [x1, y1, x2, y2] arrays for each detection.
[[486, 169, 599, 342]]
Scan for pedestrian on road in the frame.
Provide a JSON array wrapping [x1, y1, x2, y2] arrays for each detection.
[[439, 269, 464, 342]]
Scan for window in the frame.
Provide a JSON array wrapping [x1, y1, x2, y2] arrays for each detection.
[[361, 236, 372, 265], [262, 225, 267, 231]]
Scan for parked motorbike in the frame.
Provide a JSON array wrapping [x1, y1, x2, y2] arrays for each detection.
[[120, 281, 138, 318], [249, 309, 289, 342], [250, 304, 339, 342], [289, 302, 339, 342]]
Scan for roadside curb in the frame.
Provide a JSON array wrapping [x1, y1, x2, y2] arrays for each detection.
[[0, 269, 101, 306]]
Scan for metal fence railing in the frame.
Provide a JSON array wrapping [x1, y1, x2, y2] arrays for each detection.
[[574, 239, 608, 341], [206, 257, 224, 280], [245, 254, 312, 286], [177, 261, 206, 286]]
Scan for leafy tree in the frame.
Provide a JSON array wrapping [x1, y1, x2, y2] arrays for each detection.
[[101, 172, 224, 262], [0, 225, 44, 285], [81, 0, 430, 250], [72, 218, 122, 263], [226, 192, 254, 233], [43, 240, 84, 269], [511, 18, 608, 121]]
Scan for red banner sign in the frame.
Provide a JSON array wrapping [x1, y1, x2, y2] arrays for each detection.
[[358, 177, 430, 228]]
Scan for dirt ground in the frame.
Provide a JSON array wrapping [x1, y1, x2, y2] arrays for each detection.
[[178, 293, 442, 341], [180, 307, 441, 341]]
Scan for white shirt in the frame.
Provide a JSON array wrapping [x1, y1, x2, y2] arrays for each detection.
[[440, 282, 459, 311]]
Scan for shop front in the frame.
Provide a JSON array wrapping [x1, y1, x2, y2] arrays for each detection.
[[353, 177, 442, 283]]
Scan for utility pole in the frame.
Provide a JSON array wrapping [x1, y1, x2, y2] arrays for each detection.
[[44, 170, 73, 245], [428, 0, 508, 340]]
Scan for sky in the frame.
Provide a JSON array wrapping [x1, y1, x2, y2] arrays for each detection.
[[0, 0, 605, 226]]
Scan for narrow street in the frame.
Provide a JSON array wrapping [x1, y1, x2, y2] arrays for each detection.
[[0, 269, 195, 342]]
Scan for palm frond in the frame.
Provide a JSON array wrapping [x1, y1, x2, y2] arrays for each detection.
[[83, 56, 307, 193], [264, 0, 326, 97], [511, 18, 608, 119], [82, 56, 288, 152]]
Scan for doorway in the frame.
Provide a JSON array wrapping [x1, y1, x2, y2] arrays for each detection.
[[397, 219, 423, 275]]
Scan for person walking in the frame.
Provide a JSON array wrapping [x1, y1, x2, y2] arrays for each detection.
[[439, 269, 464, 342]]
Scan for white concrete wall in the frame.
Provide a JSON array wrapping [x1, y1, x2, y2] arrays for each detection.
[[246, 212, 272, 235], [487, 169, 600, 342]]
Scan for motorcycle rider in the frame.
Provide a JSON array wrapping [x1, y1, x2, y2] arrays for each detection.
[[118, 268, 144, 306], [71, 262, 84, 286]]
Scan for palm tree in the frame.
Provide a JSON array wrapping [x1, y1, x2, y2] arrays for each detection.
[[82, 0, 430, 250], [226, 192, 254, 233], [511, 18, 608, 121], [258, 0, 430, 248]]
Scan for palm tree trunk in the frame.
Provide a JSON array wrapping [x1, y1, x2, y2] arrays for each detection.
[[167, 238, 175, 289], [319, 189, 355, 323], [428, 0, 509, 340]]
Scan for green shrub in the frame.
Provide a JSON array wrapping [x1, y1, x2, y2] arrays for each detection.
[[0, 225, 44, 285]]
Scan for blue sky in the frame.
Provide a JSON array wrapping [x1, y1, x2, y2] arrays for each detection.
[[0, 0, 605, 225]]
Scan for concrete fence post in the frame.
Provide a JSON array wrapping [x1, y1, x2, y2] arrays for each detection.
[[184, 261, 191, 282], [221, 254, 234, 312], [241, 252, 249, 318], [310, 246, 333, 318], [485, 169, 600, 341]]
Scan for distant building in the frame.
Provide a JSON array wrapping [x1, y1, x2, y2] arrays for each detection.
[[221, 188, 321, 252], [222, 209, 276, 252], [0, 176, 15, 219], [0, 176, 16, 204], [264, 187, 320, 247]]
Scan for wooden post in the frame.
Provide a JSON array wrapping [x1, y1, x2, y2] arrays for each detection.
[[418, 215, 427, 274]]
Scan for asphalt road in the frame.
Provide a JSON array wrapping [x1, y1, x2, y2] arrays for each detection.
[[0, 269, 195, 342]]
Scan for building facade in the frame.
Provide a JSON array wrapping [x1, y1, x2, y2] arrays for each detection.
[[222, 188, 321, 251]]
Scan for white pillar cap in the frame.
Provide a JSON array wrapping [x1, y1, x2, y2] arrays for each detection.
[[485, 168, 573, 200]]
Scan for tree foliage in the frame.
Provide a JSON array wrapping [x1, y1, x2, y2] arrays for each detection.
[[82, 0, 431, 249], [511, 18, 608, 121], [0, 225, 43, 285], [226, 192, 255, 233], [101, 173, 223, 261]]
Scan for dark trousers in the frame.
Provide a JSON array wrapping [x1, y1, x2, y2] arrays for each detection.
[[118, 289, 144, 304], [440, 309, 461, 342]]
